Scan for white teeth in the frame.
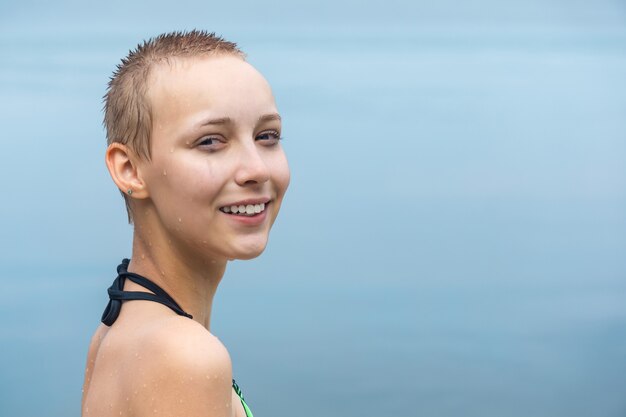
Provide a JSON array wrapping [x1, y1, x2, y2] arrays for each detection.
[[221, 201, 269, 215]]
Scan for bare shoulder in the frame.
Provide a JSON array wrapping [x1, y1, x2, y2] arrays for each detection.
[[142, 316, 232, 373], [131, 317, 234, 417], [82, 324, 109, 406]]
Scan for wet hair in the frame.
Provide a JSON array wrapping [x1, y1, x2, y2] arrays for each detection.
[[103, 30, 245, 222]]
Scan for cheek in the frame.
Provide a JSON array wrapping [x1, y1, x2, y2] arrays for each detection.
[[177, 162, 227, 209], [150, 159, 224, 216], [271, 151, 291, 195]]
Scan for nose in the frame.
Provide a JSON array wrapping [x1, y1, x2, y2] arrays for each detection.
[[234, 143, 271, 186]]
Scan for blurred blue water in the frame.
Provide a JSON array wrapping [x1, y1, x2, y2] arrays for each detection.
[[1, 1, 625, 416]]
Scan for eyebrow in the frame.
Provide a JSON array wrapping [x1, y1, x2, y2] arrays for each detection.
[[197, 113, 281, 127], [258, 113, 282, 123], [199, 117, 232, 126]]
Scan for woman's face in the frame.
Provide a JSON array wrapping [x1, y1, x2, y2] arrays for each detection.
[[138, 55, 290, 262]]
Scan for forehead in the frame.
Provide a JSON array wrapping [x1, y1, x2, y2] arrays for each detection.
[[146, 55, 277, 125]]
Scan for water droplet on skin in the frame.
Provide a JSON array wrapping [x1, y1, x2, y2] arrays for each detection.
[[141, 254, 145, 260], [170, 148, 174, 153], [178, 217, 182, 222], [163, 170, 167, 176]]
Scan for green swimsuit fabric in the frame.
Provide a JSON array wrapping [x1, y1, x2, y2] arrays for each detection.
[[232, 379, 253, 417]]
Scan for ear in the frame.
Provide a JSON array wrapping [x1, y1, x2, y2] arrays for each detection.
[[105, 143, 149, 199]]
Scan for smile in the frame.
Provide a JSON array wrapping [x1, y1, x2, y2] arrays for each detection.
[[219, 202, 267, 217]]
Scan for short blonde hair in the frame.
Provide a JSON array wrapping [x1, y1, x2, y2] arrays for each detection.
[[103, 30, 245, 222]]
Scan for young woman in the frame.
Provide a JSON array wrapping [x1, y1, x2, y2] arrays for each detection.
[[81, 30, 290, 417]]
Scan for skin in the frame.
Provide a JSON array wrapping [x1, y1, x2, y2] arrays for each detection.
[[82, 55, 290, 417]]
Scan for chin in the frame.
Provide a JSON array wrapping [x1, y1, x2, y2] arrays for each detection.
[[229, 239, 269, 260], [233, 252, 264, 261]]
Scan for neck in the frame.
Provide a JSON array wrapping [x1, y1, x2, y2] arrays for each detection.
[[126, 224, 228, 331]]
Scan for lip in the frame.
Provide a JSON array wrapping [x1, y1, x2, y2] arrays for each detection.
[[219, 197, 271, 208], [220, 201, 270, 226]]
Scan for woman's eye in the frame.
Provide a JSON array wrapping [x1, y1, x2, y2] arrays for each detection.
[[199, 137, 217, 146], [256, 130, 282, 144], [197, 136, 225, 150]]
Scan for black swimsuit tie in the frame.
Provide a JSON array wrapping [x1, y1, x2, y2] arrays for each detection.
[[101, 258, 192, 326]]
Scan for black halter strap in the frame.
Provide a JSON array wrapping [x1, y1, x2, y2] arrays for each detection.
[[101, 258, 193, 326]]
